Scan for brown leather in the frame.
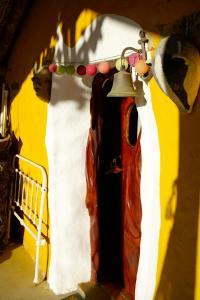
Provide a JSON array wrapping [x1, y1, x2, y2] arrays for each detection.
[[121, 97, 142, 299], [85, 72, 142, 299], [85, 128, 100, 282]]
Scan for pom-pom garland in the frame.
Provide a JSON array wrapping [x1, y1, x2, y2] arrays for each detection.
[[115, 58, 128, 71], [48, 63, 57, 73], [45, 53, 150, 78], [57, 65, 66, 74], [128, 53, 142, 67], [66, 65, 75, 75], [134, 59, 150, 76], [86, 64, 97, 76], [76, 65, 86, 76], [97, 61, 110, 74]]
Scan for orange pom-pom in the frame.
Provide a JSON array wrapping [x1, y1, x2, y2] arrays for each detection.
[[135, 60, 150, 76], [97, 61, 110, 74]]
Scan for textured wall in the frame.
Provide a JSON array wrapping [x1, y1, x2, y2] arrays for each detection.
[[6, 1, 200, 299]]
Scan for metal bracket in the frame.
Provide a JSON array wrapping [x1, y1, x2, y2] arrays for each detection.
[[138, 30, 149, 60]]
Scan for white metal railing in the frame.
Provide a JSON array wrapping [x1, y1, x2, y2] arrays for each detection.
[[0, 83, 8, 138], [7, 154, 47, 284]]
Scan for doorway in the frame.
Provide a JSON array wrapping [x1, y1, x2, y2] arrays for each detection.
[[86, 73, 142, 299]]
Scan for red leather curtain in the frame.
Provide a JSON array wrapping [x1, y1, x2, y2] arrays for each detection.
[[85, 72, 142, 300]]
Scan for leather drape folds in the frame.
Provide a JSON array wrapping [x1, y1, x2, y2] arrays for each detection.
[[85, 72, 142, 299]]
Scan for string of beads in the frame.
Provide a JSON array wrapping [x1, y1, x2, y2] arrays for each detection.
[[47, 52, 149, 77]]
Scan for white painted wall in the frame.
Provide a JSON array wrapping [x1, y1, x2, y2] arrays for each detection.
[[136, 79, 161, 300], [45, 14, 160, 299]]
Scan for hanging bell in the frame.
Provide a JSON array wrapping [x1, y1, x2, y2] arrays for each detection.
[[107, 70, 137, 97]]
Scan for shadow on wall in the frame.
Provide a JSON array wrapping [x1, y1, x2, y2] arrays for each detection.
[[47, 14, 106, 106], [7, 4, 136, 107], [155, 90, 200, 300], [5, 1, 108, 104], [4, 0, 200, 295], [6, 0, 200, 105]]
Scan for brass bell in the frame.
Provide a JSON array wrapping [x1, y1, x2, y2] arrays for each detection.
[[107, 70, 137, 97]]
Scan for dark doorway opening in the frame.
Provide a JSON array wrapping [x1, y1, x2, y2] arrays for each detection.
[[98, 98, 123, 285]]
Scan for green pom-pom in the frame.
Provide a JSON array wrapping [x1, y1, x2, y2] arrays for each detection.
[[66, 65, 75, 75], [57, 65, 66, 74]]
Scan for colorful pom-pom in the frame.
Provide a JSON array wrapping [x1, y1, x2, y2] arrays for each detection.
[[86, 64, 97, 76], [115, 58, 128, 71], [128, 53, 141, 67], [57, 65, 66, 74], [135, 59, 150, 76], [97, 61, 110, 74], [77, 65, 86, 76], [66, 65, 75, 75], [47, 56, 149, 77], [48, 63, 57, 73]]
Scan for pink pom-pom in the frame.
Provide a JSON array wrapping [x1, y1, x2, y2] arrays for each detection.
[[48, 63, 57, 73], [128, 53, 141, 67], [97, 61, 110, 74], [86, 64, 97, 76]]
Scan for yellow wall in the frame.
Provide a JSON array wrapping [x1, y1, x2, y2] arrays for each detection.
[[7, 0, 200, 296], [9, 72, 49, 274], [150, 34, 200, 299]]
